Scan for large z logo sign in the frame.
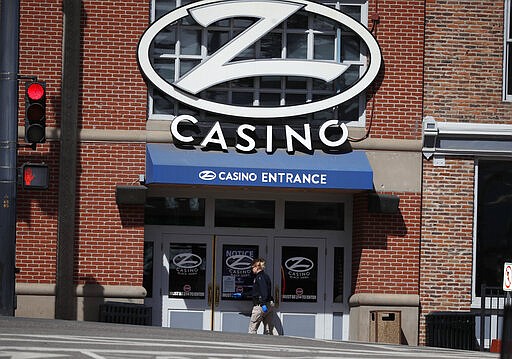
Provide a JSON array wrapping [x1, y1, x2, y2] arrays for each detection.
[[174, 1, 348, 94], [137, 0, 382, 118]]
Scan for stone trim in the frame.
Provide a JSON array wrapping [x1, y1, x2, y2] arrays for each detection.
[[349, 293, 420, 307], [16, 283, 147, 298]]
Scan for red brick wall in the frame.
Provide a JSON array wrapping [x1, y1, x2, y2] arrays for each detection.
[[16, 1, 63, 283], [16, 0, 148, 287], [419, 158, 475, 344], [18, 1, 62, 128], [423, 0, 511, 122], [80, 1, 147, 130], [352, 192, 421, 295], [350, 0, 425, 296], [366, 0, 425, 140], [16, 146, 59, 283], [75, 144, 145, 286], [420, 0, 512, 345]]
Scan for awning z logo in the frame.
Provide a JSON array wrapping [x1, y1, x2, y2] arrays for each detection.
[[138, 0, 382, 119], [199, 170, 216, 181]]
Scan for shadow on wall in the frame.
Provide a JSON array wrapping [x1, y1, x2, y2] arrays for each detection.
[[362, 193, 407, 250], [351, 192, 410, 292], [81, 276, 105, 321], [117, 203, 145, 228]]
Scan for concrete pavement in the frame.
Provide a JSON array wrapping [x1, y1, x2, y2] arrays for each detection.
[[0, 316, 499, 358]]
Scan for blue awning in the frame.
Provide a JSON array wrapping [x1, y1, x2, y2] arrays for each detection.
[[146, 144, 373, 190]]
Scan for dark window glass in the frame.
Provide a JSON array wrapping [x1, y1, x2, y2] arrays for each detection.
[[285, 201, 344, 230], [287, 12, 308, 29], [314, 34, 335, 60], [476, 161, 512, 295], [281, 246, 318, 302], [208, 30, 230, 54], [215, 199, 275, 228], [145, 197, 205, 226], [333, 247, 344, 303], [143, 242, 154, 298], [340, 5, 361, 22], [155, 1, 175, 20], [509, 3, 512, 36]]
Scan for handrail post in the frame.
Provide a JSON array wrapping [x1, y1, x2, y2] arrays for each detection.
[[480, 283, 486, 351]]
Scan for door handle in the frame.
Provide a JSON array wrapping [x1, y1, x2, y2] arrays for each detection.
[[274, 286, 280, 307], [214, 285, 220, 307], [207, 284, 212, 307]]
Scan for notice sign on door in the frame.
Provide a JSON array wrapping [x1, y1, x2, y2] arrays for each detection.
[[503, 262, 512, 292], [221, 244, 258, 299]]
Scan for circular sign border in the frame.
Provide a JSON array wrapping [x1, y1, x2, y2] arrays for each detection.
[[137, 0, 382, 118]]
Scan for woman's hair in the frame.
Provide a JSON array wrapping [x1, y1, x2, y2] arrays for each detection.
[[251, 258, 266, 270]]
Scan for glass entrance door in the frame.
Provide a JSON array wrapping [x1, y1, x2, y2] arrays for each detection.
[[161, 233, 267, 333], [162, 234, 212, 330], [274, 237, 326, 338], [212, 235, 268, 333]]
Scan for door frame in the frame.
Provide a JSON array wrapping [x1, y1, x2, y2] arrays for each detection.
[[161, 233, 213, 329], [273, 236, 327, 338], [212, 234, 269, 333], [144, 187, 353, 339]]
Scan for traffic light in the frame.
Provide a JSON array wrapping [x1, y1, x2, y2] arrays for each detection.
[[21, 163, 49, 190], [24, 81, 46, 144]]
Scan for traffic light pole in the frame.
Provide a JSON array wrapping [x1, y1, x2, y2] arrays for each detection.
[[0, 0, 20, 316]]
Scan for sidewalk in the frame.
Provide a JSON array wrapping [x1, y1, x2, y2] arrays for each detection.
[[0, 316, 500, 358]]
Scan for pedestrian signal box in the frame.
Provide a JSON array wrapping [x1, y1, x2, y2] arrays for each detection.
[[21, 163, 49, 190]]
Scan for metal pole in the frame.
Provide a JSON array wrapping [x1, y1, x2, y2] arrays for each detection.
[[55, 0, 81, 320], [0, 0, 19, 316]]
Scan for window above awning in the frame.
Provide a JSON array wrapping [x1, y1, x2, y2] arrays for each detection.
[[146, 144, 373, 190]]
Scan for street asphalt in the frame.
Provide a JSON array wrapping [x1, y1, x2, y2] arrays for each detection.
[[0, 316, 500, 358]]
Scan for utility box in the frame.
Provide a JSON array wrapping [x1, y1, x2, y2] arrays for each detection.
[[369, 311, 401, 344]]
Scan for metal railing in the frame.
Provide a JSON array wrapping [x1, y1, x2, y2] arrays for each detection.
[[479, 284, 512, 351], [99, 301, 152, 326], [425, 285, 512, 352], [426, 311, 478, 350]]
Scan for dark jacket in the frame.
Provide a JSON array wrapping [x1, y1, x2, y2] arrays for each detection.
[[252, 270, 272, 305]]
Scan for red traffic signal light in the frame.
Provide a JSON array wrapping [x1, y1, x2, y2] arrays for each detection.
[[24, 81, 46, 144], [27, 82, 45, 100], [21, 163, 49, 190]]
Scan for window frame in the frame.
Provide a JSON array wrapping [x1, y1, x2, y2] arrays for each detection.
[[504, 0, 512, 101], [472, 158, 512, 308]]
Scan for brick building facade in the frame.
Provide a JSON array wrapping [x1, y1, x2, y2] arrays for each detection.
[[420, 0, 512, 346], [9, 0, 511, 347]]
